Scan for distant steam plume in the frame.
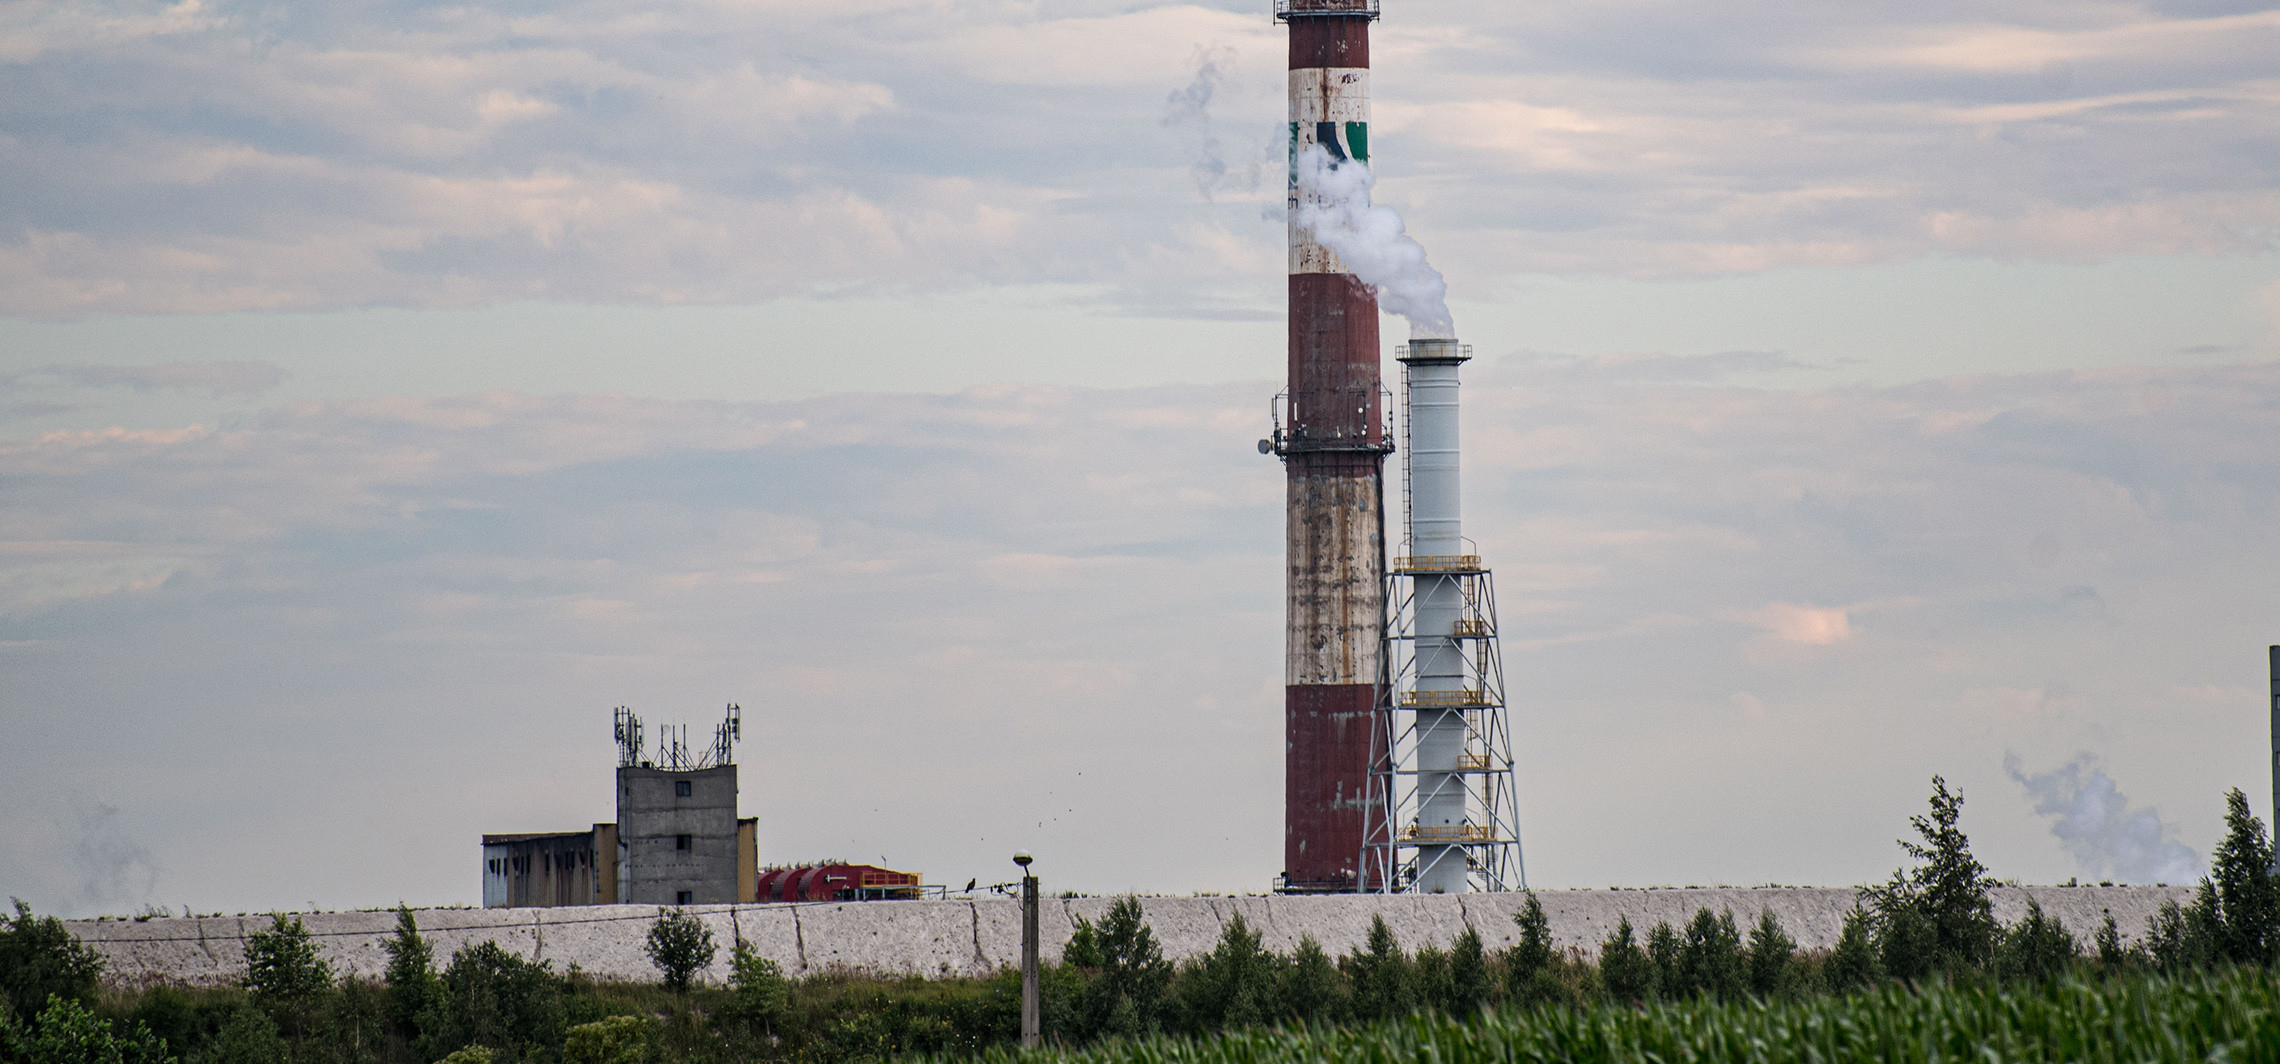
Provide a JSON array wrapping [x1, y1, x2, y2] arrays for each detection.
[[1163, 47, 1256, 201], [1293, 144, 1454, 339], [2006, 752, 2202, 884], [72, 800, 158, 911]]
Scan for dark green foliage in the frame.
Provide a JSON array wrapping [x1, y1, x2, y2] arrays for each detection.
[[2207, 788, 2280, 965], [1597, 918, 1652, 1005], [1874, 895, 1937, 983], [430, 940, 564, 1061], [379, 905, 438, 1039], [1745, 910, 1797, 998], [1443, 928, 1491, 1016], [1995, 899, 2078, 982], [2, 996, 171, 1064], [1177, 914, 1278, 1031], [1644, 922, 1681, 1000], [1823, 907, 1882, 994], [2145, 893, 2219, 973], [1502, 893, 1563, 1008], [1863, 776, 1998, 975], [205, 1004, 289, 1064], [643, 908, 716, 994], [1674, 909, 1747, 1001], [2094, 912, 2136, 973], [1410, 946, 1450, 1015], [1064, 897, 1172, 1040], [1275, 936, 1344, 1025], [1341, 916, 1412, 1022], [0, 901, 105, 1022]]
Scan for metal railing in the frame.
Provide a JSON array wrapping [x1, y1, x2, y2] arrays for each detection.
[[1399, 689, 1492, 707], [1401, 824, 1500, 843], [1275, 0, 1381, 20], [1390, 554, 1484, 573]]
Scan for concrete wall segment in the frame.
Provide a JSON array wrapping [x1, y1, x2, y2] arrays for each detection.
[[69, 887, 2191, 988]]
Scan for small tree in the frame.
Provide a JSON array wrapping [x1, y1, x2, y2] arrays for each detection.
[[2206, 788, 2280, 965], [1182, 913, 1278, 1031], [723, 942, 790, 1040], [1070, 897, 1172, 1039], [1824, 906, 1883, 993], [2145, 893, 2218, 973], [1597, 917, 1652, 1005], [432, 940, 565, 1059], [244, 913, 332, 1043], [1644, 921, 1682, 999], [644, 907, 717, 993], [2093, 911, 2136, 973], [1745, 910, 1797, 998], [1444, 927, 1491, 1016], [1277, 935, 1345, 1025], [0, 900, 105, 1021], [1995, 898, 2077, 981], [207, 1004, 289, 1064], [1341, 915, 1412, 1022], [380, 904, 439, 1037], [1676, 909, 1746, 1000], [1503, 892, 1562, 1007], [1863, 776, 1998, 974]]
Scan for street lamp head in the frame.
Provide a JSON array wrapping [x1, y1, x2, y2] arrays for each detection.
[[1013, 851, 1033, 868]]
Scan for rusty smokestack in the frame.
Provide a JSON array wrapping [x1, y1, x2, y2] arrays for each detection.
[[1270, 0, 1386, 894]]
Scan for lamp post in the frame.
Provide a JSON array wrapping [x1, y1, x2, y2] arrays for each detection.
[[1015, 851, 1040, 1048]]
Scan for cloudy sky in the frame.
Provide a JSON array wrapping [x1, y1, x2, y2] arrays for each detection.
[[3, 0, 2277, 916]]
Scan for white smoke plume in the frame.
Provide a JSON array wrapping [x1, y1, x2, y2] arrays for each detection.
[[1293, 144, 1455, 340], [2006, 752, 2203, 884]]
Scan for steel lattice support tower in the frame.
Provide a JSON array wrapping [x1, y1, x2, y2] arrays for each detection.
[[1268, 0, 1388, 894], [1364, 341, 1526, 893]]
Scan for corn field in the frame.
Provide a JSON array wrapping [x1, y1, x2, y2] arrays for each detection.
[[958, 968, 2280, 1064]]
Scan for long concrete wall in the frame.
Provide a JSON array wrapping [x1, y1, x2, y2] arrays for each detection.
[[69, 886, 2191, 988]]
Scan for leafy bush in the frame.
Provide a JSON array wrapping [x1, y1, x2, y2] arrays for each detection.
[[0, 901, 105, 1021], [430, 940, 564, 1061], [2, 995, 171, 1064], [1995, 899, 2078, 982], [561, 1014, 653, 1064]]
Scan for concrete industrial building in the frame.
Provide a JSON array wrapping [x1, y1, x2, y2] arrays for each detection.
[[482, 707, 756, 908]]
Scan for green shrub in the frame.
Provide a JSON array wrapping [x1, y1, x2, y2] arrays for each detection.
[[1823, 906, 1882, 993], [0, 901, 105, 1021], [1745, 910, 1798, 998], [561, 1014, 653, 1064], [1995, 898, 2078, 982], [429, 940, 563, 1061]]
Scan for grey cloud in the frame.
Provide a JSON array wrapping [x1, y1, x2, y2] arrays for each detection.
[[1, 1, 2272, 316], [2004, 752, 2203, 884], [5, 362, 2279, 906], [29, 361, 287, 397]]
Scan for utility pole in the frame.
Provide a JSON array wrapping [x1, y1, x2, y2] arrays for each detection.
[[1015, 851, 1039, 1049]]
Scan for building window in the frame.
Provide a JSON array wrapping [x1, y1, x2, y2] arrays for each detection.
[[676, 834, 692, 851], [676, 890, 693, 905], [675, 780, 692, 797]]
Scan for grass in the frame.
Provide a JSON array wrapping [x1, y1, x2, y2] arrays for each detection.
[[950, 967, 2280, 1064]]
